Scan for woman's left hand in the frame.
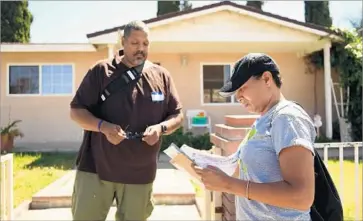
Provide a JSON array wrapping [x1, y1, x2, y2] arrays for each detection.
[[193, 164, 230, 192]]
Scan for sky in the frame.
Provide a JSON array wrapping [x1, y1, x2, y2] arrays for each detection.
[[28, 1, 362, 43]]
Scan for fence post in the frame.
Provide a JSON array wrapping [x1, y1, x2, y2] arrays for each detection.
[[202, 188, 212, 220], [0, 153, 14, 220], [211, 146, 222, 221], [354, 143, 360, 221]]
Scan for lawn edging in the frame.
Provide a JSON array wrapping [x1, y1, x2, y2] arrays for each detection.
[[12, 152, 77, 208], [30, 170, 76, 209], [13, 200, 31, 219]]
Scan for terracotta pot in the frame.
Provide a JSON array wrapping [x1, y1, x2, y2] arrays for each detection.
[[0, 134, 14, 152]]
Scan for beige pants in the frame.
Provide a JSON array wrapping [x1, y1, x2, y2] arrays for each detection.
[[71, 170, 154, 221]]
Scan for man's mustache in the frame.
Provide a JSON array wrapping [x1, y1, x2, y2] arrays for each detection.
[[134, 51, 145, 57]]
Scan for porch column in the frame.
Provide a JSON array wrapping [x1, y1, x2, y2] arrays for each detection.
[[107, 44, 114, 59], [324, 42, 332, 139]]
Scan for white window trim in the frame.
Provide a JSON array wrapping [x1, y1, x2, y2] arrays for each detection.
[[6, 63, 76, 97], [200, 62, 240, 106]]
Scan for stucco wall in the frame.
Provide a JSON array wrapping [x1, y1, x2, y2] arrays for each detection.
[[0, 50, 329, 150]]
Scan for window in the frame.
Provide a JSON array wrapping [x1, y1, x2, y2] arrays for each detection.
[[8, 64, 74, 95], [41, 65, 73, 95], [202, 64, 237, 104], [9, 66, 39, 94]]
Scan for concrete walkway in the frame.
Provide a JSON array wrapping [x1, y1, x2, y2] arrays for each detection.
[[30, 169, 197, 209], [14, 153, 202, 220], [15, 205, 201, 220]]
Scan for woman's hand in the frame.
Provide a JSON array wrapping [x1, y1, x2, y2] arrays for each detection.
[[193, 164, 230, 192]]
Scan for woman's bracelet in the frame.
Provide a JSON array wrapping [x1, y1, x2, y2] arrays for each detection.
[[246, 180, 251, 200]]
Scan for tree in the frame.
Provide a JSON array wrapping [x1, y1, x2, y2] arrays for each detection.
[[157, 1, 179, 16], [1, 1, 33, 43], [349, 16, 363, 37], [246, 1, 264, 10], [181, 1, 192, 11], [156, 1, 192, 17], [304, 1, 332, 27]]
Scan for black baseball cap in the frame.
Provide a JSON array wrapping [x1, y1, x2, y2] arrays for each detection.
[[219, 53, 280, 97]]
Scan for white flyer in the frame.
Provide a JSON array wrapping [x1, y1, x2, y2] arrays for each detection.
[[179, 144, 239, 176]]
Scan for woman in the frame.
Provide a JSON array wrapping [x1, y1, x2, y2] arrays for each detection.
[[194, 53, 316, 220]]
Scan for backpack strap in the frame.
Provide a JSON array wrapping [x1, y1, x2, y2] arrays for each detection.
[[96, 48, 145, 105], [98, 66, 141, 105]]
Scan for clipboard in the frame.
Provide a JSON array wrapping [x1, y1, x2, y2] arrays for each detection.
[[163, 143, 202, 182]]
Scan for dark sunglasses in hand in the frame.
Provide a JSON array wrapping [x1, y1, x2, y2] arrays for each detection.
[[125, 131, 144, 140]]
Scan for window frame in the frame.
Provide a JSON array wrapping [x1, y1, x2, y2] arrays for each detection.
[[6, 63, 76, 97], [200, 62, 239, 106]]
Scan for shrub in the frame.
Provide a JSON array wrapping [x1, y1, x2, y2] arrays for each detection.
[[160, 127, 213, 152]]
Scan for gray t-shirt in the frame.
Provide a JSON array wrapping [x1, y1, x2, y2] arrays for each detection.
[[235, 99, 316, 221]]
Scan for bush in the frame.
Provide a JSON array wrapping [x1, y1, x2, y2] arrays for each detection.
[[160, 127, 213, 152]]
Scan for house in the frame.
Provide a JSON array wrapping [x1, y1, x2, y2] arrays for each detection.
[[0, 1, 341, 150]]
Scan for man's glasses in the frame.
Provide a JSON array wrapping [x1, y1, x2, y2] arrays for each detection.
[[125, 131, 144, 140], [123, 125, 145, 140]]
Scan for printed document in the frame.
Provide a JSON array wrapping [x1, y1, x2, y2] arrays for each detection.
[[179, 144, 238, 176], [163, 143, 239, 180]]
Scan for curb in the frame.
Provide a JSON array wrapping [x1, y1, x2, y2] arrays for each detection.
[[13, 200, 31, 219], [30, 193, 196, 209]]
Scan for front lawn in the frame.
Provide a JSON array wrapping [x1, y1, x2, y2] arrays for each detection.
[[328, 160, 362, 220], [11, 152, 77, 208]]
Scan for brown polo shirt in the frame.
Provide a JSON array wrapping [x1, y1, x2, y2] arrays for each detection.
[[70, 55, 182, 184]]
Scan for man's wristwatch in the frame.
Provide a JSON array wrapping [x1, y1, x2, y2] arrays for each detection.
[[160, 124, 167, 134]]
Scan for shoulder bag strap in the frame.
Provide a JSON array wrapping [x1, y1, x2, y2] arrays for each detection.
[[98, 63, 142, 106]]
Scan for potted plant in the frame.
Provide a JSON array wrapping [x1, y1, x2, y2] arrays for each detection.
[[0, 120, 24, 153]]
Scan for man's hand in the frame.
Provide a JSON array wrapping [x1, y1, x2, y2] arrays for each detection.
[[193, 164, 230, 192], [142, 124, 162, 145], [100, 121, 126, 145]]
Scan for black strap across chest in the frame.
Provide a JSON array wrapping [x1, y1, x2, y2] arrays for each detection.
[[97, 61, 143, 106]]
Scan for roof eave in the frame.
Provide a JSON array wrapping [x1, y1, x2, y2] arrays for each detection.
[[0, 43, 97, 52]]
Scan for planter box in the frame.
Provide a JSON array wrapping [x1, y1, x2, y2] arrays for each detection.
[[1, 134, 14, 153], [0, 153, 14, 220]]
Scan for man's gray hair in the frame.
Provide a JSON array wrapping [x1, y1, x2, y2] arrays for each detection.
[[123, 20, 149, 38]]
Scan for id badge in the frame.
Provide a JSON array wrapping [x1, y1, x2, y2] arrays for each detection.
[[151, 91, 164, 102]]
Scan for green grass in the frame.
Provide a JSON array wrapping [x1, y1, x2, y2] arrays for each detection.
[[190, 160, 362, 221], [11, 152, 77, 208], [327, 160, 362, 220]]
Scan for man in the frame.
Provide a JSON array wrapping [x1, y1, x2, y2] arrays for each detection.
[[70, 20, 183, 221], [194, 53, 316, 220]]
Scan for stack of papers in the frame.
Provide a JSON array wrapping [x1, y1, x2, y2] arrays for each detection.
[[163, 143, 201, 181], [163, 143, 239, 181]]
